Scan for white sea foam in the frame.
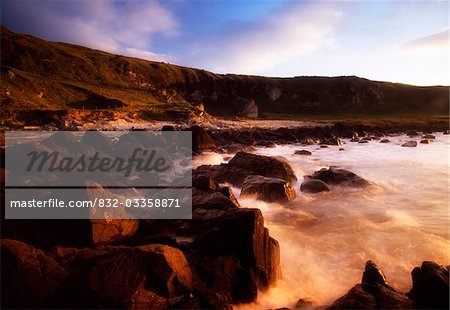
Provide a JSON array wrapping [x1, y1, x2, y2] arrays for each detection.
[[195, 133, 450, 309]]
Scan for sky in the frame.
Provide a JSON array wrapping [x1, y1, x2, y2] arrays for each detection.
[[1, 0, 448, 86]]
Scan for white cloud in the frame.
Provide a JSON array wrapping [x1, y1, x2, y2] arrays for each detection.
[[3, 0, 177, 61], [402, 28, 449, 52], [181, 2, 343, 75]]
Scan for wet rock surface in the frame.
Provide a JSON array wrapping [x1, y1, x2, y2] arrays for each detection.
[[402, 141, 418, 147], [196, 151, 297, 187], [408, 261, 449, 309], [294, 149, 312, 156], [300, 179, 331, 194], [240, 175, 296, 203], [307, 167, 370, 188], [329, 261, 412, 309]]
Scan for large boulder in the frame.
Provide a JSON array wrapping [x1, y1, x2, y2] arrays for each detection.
[[300, 179, 330, 194], [307, 167, 370, 187], [138, 207, 281, 306], [196, 152, 297, 187], [308, 167, 370, 188], [294, 150, 312, 156], [1, 239, 69, 308], [240, 175, 296, 203], [408, 261, 449, 309], [53, 244, 192, 309], [187, 125, 216, 152], [329, 261, 411, 309], [2, 185, 138, 248], [328, 284, 377, 309]]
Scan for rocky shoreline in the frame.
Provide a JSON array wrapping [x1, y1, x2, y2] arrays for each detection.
[[1, 125, 449, 309]]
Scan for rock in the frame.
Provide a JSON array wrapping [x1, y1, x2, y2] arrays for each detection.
[[225, 143, 246, 153], [308, 167, 370, 187], [161, 125, 176, 131], [380, 139, 390, 143], [350, 138, 360, 142], [300, 179, 330, 194], [422, 134, 436, 139], [295, 298, 313, 309], [402, 141, 417, 147], [329, 261, 411, 309], [320, 145, 329, 148], [192, 174, 220, 192], [359, 140, 369, 144], [339, 148, 345, 151], [405, 130, 420, 137], [1, 239, 69, 308], [187, 125, 216, 152], [86, 184, 139, 245], [294, 150, 312, 156], [362, 260, 389, 288], [196, 152, 297, 187], [301, 138, 316, 145], [58, 244, 192, 309], [192, 188, 239, 210], [138, 207, 281, 305], [239, 98, 258, 118], [328, 284, 377, 309], [80, 130, 115, 154], [320, 138, 344, 146], [408, 261, 449, 309], [256, 140, 277, 148], [420, 139, 429, 144], [240, 175, 296, 203], [443, 130, 449, 135], [220, 186, 241, 208]]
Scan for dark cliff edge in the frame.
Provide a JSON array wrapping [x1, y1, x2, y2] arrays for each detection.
[[1, 26, 449, 124]]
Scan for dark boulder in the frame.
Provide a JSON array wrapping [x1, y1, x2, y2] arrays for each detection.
[[422, 134, 436, 139], [294, 150, 312, 156], [295, 298, 313, 309], [328, 284, 377, 309], [256, 140, 277, 148], [138, 207, 281, 306], [1, 239, 69, 308], [192, 188, 239, 210], [240, 175, 296, 203], [420, 139, 429, 144], [329, 261, 411, 309], [196, 152, 297, 187], [405, 130, 420, 137], [55, 244, 192, 309], [362, 260, 388, 288], [300, 179, 330, 194], [408, 261, 449, 309], [380, 139, 390, 143], [402, 141, 417, 147], [80, 130, 115, 155], [187, 125, 216, 152], [308, 167, 370, 188]]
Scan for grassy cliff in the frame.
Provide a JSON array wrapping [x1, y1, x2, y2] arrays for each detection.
[[1, 27, 448, 123]]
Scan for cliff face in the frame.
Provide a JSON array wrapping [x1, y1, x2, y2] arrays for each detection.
[[1, 27, 448, 121]]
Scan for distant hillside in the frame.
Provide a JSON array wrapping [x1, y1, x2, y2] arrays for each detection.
[[1, 27, 448, 124]]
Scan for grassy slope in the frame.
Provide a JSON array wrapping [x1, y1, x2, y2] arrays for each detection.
[[1, 27, 449, 122]]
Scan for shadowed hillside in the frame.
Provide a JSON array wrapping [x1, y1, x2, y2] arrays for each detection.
[[1, 27, 448, 124]]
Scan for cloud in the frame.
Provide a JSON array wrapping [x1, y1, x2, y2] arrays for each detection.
[[180, 2, 343, 75], [1, 0, 177, 61], [402, 28, 449, 51]]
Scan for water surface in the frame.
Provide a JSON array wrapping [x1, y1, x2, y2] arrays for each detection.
[[195, 133, 450, 308]]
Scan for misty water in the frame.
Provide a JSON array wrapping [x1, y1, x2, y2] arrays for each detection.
[[194, 133, 450, 308]]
